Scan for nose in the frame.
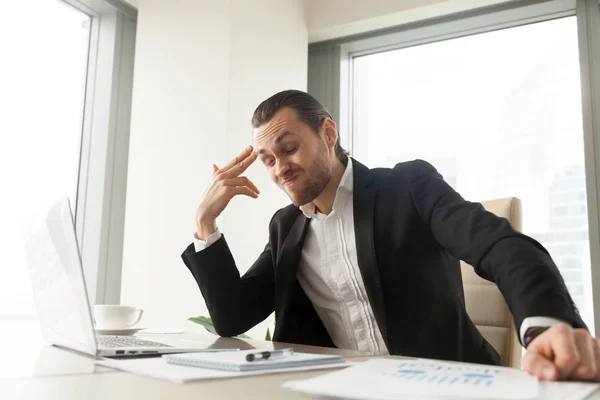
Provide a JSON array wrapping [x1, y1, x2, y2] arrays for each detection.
[[275, 158, 291, 179]]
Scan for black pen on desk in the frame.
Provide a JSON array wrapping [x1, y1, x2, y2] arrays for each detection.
[[246, 348, 294, 362]]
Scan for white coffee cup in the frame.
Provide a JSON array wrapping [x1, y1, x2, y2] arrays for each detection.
[[94, 305, 144, 329]]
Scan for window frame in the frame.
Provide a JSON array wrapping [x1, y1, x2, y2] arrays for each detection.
[[62, 0, 137, 307], [308, 0, 600, 335]]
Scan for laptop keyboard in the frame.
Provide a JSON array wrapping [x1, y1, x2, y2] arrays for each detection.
[[97, 335, 171, 348]]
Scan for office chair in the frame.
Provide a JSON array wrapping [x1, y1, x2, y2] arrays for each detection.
[[461, 197, 523, 368]]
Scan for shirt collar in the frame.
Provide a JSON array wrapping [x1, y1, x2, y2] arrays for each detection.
[[299, 159, 354, 219]]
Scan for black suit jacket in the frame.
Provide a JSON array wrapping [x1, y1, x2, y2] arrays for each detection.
[[182, 158, 586, 365]]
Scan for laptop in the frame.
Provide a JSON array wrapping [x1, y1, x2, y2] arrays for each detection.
[[25, 197, 212, 357]]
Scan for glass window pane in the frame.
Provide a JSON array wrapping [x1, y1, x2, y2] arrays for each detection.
[[352, 17, 594, 330], [0, 1, 90, 318]]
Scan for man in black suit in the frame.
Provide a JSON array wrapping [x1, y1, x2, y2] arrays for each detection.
[[182, 90, 600, 381]]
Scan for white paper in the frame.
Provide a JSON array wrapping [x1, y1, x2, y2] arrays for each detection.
[[97, 356, 351, 383], [539, 381, 598, 400], [283, 358, 540, 400]]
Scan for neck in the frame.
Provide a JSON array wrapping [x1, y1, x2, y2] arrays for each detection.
[[312, 158, 347, 215]]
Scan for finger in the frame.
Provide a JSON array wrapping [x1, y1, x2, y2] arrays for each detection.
[[246, 179, 260, 194], [571, 331, 597, 380], [225, 185, 258, 199], [219, 146, 254, 173], [594, 338, 600, 381], [221, 176, 260, 194], [212, 164, 219, 173], [523, 352, 559, 381], [221, 151, 258, 178], [537, 324, 581, 379]]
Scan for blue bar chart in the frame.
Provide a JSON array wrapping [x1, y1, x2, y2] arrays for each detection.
[[384, 361, 517, 390], [285, 358, 540, 400]]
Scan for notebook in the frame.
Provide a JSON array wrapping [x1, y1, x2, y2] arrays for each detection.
[[162, 349, 344, 372]]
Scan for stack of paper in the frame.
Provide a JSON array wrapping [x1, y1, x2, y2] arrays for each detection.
[[97, 351, 349, 383], [285, 358, 534, 399], [163, 349, 343, 371]]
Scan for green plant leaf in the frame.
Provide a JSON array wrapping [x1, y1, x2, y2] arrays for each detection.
[[188, 316, 217, 335], [188, 316, 252, 339]]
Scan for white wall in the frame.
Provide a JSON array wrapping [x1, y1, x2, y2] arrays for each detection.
[[305, 0, 515, 43], [120, 0, 306, 338], [119, 0, 521, 339]]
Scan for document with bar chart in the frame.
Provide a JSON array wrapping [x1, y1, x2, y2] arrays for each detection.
[[384, 359, 520, 389], [284, 358, 540, 400]]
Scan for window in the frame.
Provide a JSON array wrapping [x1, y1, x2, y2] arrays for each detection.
[[0, 0, 90, 319], [351, 16, 595, 329], [0, 0, 136, 324]]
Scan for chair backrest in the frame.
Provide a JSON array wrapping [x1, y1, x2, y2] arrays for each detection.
[[461, 197, 522, 368]]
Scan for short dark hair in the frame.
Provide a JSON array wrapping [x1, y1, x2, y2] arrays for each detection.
[[251, 90, 349, 163]]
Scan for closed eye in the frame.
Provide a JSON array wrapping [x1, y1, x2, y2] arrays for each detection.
[[261, 146, 296, 167], [263, 158, 275, 167]]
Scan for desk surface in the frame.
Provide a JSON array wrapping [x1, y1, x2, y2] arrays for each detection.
[[0, 365, 345, 400], [2, 322, 599, 400], [0, 322, 368, 380]]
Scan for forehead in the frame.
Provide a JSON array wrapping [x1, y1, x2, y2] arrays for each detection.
[[253, 108, 309, 149]]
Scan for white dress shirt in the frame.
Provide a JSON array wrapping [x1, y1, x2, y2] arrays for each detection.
[[295, 161, 388, 354], [194, 161, 562, 352]]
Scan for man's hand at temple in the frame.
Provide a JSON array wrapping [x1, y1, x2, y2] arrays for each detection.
[[195, 145, 259, 240]]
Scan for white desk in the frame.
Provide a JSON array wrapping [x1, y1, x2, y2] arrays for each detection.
[[2, 323, 599, 400]]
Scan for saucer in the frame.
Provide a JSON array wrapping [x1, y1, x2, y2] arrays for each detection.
[[94, 326, 144, 335]]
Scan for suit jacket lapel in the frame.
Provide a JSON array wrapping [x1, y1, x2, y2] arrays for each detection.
[[274, 213, 311, 312], [352, 159, 388, 343]]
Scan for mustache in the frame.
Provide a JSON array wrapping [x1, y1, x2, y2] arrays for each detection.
[[280, 169, 301, 184]]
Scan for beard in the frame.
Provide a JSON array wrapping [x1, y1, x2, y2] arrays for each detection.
[[283, 146, 331, 207]]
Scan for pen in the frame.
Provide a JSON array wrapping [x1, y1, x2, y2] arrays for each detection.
[[246, 348, 294, 362]]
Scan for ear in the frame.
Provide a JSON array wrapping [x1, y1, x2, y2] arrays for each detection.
[[321, 118, 338, 152]]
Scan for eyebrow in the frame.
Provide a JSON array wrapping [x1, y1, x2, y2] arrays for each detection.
[[257, 131, 297, 155]]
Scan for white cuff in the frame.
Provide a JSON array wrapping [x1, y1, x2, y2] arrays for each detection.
[[520, 316, 566, 345], [193, 228, 222, 252]]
